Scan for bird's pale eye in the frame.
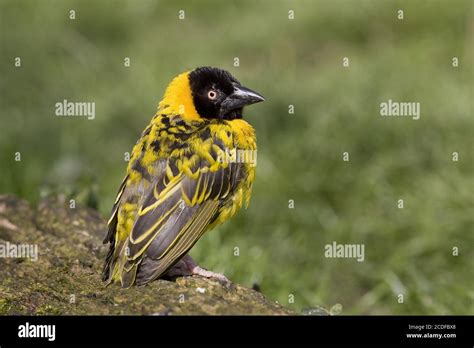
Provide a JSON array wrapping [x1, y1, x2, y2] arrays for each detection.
[[207, 90, 218, 100]]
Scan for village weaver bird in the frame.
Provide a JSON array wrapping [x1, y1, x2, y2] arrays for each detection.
[[102, 67, 265, 287]]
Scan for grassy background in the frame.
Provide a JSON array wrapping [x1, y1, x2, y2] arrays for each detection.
[[1, 0, 472, 314]]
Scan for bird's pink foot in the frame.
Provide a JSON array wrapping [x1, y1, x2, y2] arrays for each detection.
[[190, 265, 229, 282], [165, 254, 229, 282]]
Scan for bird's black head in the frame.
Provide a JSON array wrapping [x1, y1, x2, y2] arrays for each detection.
[[188, 67, 265, 120]]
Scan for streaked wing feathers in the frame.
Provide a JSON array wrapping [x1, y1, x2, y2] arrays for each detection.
[[120, 153, 244, 287]]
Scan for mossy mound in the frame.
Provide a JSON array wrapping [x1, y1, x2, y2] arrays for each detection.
[[0, 195, 293, 315]]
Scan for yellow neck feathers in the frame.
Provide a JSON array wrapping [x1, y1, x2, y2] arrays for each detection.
[[157, 71, 201, 121]]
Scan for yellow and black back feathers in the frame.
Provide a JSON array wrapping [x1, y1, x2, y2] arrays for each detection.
[[102, 67, 264, 287]]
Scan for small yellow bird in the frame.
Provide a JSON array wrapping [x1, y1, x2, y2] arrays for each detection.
[[102, 67, 264, 287]]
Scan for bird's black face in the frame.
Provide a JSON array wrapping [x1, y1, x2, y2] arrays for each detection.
[[188, 67, 265, 120]]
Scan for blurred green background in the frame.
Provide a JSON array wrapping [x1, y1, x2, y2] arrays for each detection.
[[1, 0, 473, 314]]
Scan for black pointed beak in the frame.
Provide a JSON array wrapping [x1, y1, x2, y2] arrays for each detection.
[[219, 83, 265, 117]]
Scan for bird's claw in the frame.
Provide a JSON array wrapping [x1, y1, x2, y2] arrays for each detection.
[[165, 254, 229, 284], [191, 265, 229, 283]]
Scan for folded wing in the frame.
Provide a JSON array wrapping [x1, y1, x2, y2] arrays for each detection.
[[120, 141, 244, 287]]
